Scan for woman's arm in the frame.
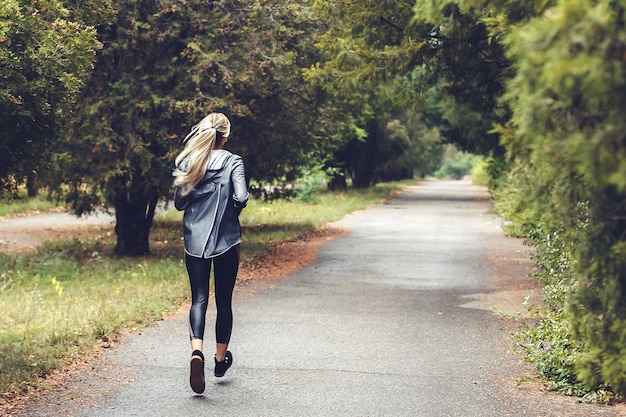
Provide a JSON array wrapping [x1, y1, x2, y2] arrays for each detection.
[[231, 156, 249, 209], [174, 186, 189, 211], [173, 159, 191, 211]]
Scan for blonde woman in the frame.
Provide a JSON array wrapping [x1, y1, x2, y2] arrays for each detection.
[[173, 113, 249, 394]]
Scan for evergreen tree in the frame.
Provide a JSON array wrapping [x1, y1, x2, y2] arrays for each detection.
[[58, 0, 326, 255], [504, 0, 626, 393], [307, 0, 444, 187], [0, 0, 102, 194]]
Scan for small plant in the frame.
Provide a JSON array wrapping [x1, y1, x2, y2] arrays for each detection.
[[512, 227, 622, 402], [50, 277, 64, 297], [0, 272, 12, 291], [294, 170, 326, 203], [470, 159, 491, 186]]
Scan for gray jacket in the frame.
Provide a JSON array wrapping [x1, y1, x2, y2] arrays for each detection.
[[174, 150, 249, 258]]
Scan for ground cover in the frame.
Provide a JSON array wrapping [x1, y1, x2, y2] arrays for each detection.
[[0, 192, 64, 219]]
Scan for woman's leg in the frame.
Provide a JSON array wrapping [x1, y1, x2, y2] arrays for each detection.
[[213, 245, 240, 361], [185, 253, 213, 393], [185, 253, 213, 349]]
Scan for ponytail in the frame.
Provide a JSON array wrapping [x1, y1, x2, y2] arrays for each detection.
[[173, 113, 231, 196]]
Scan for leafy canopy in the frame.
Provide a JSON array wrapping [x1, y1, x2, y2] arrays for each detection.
[[55, 0, 329, 254], [0, 0, 102, 193]]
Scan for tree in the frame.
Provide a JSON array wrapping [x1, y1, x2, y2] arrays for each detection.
[[306, 1, 438, 187], [0, 0, 101, 194], [377, 113, 443, 181], [309, 0, 518, 158], [502, 0, 626, 393], [57, 0, 328, 255]]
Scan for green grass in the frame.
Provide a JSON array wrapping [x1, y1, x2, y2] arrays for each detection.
[[0, 244, 188, 390], [0, 180, 412, 396], [0, 190, 64, 218]]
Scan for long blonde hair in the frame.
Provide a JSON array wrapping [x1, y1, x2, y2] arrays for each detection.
[[173, 113, 231, 196]]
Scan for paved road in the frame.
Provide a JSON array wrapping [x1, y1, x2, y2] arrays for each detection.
[[0, 210, 115, 249], [14, 181, 625, 416]]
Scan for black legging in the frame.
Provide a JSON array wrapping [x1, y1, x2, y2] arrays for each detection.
[[185, 245, 239, 344]]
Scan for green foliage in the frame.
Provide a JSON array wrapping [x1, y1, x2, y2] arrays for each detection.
[[513, 224, 622, 402], [411, 5, 511, 155], [517, 315, 589, 396], [311, 0, 422, 84], [307, 0, 444, 188], [0, 0, 103, 193], [308, 0, 513, 191], [293, 170, 326, 203], [378, 113, 443, 181], [514, 228, 589, 395], [502, 0, 626, 394], [322, 109, 443, 188], [470, 159, 490, 186], [53, 0, 328, 255], [433, 145, 482, 180], [0, 189, 63, 218]]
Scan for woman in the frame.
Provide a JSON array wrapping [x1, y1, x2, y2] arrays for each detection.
[[173, 112, 249, 394]]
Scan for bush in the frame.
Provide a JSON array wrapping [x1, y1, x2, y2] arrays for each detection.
[[433, 145, 482, 180], [515, 230, 591, 396], [470, 159, 490, 186]]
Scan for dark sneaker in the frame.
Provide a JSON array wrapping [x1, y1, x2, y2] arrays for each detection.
[[214, 351, 232, 377], [189, 350, 205, 394]]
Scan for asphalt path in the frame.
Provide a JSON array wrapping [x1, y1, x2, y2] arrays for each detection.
[[13, 181, 626, 417], [0, 210, 115, 249]]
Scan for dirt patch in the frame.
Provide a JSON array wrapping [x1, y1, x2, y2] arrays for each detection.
[[464, 233, 542, 318]]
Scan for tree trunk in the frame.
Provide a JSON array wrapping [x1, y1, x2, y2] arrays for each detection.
[[112, 177, 158, 256], [350, 119, 381, 188], [27, 171, 38, 197], [327, 171, 347, 191]]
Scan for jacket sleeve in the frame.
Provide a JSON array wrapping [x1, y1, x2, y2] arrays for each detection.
[[174, 186, 189, 211], [173, 159, 190, 211], [231, 156, 249, 209]]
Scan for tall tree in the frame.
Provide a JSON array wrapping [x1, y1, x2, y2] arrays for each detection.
[[57, 0, 327, 255], [0, 0, 102, 194], [377, 112, 443, 181], [310, 0, 518, 158], [307, 1, 441, 187], [503, 0, 626, 393]]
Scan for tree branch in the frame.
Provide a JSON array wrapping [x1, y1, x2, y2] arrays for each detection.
[[379, 16, 403, 32]]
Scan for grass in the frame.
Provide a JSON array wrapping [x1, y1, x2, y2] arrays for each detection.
[[0, 189, 64, 218], [0, 180, 413, 397], [0, 245, 188, 390]]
